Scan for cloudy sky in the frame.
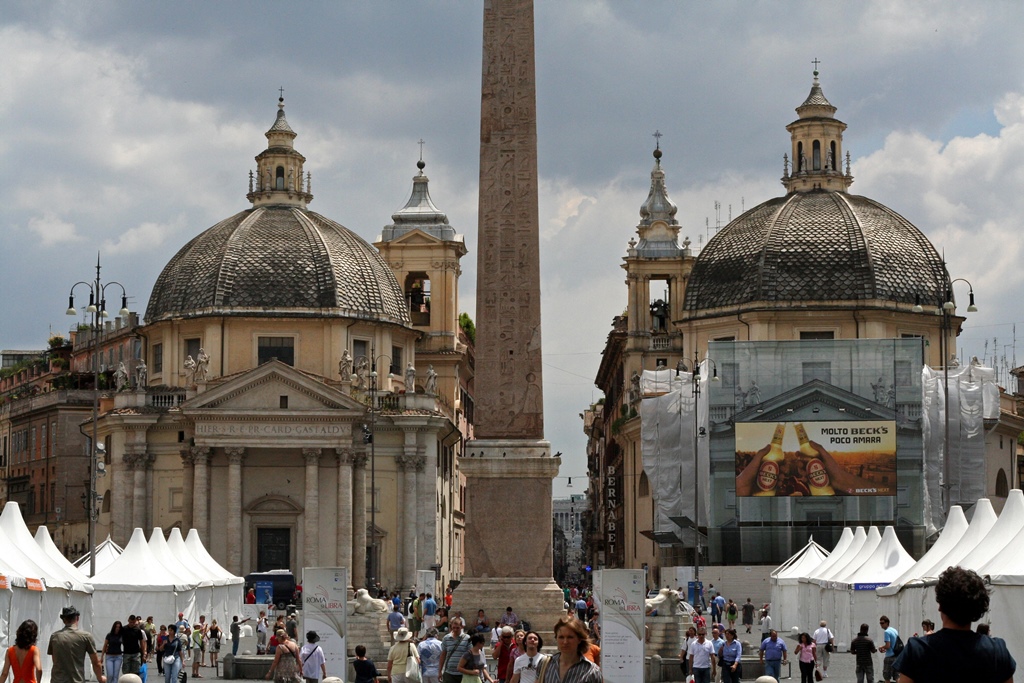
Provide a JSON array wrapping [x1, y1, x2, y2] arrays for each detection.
[[4, 1, 1024, 496]]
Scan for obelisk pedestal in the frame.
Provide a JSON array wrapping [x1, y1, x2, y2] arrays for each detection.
[[457, 0, 564, 634]]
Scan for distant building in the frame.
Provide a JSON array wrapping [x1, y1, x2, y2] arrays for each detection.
[[553, 494, 588, 583]]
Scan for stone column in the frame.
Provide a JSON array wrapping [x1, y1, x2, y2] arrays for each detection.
[[418, 442, 437, 572], [111, 455, 131, 544], [132, 453, 152, 531], [351, 449, 368, 589], [336, 449, 354, 573], [225, 447, 246, 576], [397, 449, 421, 591], [303, 448, 322, 568], [191, 446, 211, 543], [180, 449, 195, 531]]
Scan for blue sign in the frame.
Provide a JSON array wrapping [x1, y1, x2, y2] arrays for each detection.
[[853, 582, 889, 591], [256, 581, 274, 604], [687, 580, 704, 607]]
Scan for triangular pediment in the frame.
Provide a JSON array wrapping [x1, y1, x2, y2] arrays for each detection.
[[732, 379, 896, 423], [180, 360, 365, 413], [388, 228, 444, 246]]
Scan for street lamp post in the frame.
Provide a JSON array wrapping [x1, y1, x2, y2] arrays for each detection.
[[65, 254, 129, 577], [352, 351, 392, 589]]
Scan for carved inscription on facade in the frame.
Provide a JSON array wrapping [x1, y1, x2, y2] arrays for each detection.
[[194, 422, 346, 436]]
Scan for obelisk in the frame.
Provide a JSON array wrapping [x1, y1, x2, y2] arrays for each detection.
[[456, 0, 564, 630]]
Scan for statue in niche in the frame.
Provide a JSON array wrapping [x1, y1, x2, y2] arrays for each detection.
[[871, 376, 887, 404], [800, 152, 809, 173], [184, 355, 197, 383], [825, 148, 834, 172], [747, 379, 761, 405], [135, 359, 148, 389], [734, 385, 748, 411], [404, 362, 416, 393], [425, 365, 438, 395], [114, 362, 129, 392], [339, 349, 353, 379], [195, 348, 211, 381], [353, 356, 368, 390], [630, 371, 642, 402]]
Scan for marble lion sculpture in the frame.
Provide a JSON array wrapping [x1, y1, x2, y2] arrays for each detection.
[[645, 588, 681, 615], [348, 588, 389, 615]]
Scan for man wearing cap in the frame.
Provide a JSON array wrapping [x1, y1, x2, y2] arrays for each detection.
[[299, 631, 326, 683], [49, 606, 106, 683]]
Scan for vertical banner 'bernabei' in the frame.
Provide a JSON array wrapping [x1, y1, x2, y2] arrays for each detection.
[[302, 567, 348, 681], [594, 569, 645, 683]]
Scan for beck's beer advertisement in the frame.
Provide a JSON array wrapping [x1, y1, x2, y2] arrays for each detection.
[[734, 420, 896, 497]]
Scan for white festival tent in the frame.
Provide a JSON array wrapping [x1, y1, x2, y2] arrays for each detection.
[[74, 535, 123, 577], [875, 505, 969, 626], [831, 526, 915, 647], [816, 526, 881, 647], [148, 528, 213, 621], [976, 492, 1024, 665], [90, 528, 197, 639], [0, 503, 95, 682], [797, 527, 866, 644], [169, 528, 244, 624], [35, 526, 92, 585], [770, 537, 829, 634]]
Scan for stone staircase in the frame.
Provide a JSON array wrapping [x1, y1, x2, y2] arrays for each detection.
[[646, 613, 690, 658], [345, 611, 391, 662]]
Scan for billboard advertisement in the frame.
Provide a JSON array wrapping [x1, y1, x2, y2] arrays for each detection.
[[735, 420, 896, 497], [302, 567, 348, 680]]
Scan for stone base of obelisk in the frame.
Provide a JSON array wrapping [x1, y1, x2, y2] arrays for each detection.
[[457, 439, 566, 638]]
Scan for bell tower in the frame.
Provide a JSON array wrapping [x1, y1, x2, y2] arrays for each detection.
[[782, 68, 853, 194], [247, 96, 314, 208]]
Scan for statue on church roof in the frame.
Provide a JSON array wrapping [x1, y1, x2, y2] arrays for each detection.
[[339, 349, 353, 379], [425, 365, 438, 395], [405, 362, 416, 393]]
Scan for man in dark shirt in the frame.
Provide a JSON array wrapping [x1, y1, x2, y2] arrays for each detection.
[[894, 566, 1015, 683], [121, 615, 148, 675], [848, 622, 876, 683]]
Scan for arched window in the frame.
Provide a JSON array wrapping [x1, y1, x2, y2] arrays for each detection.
[[639, 471, 650, 497], [830, 141, 837, 170], [405, 273, 431, 325], [996, 469, 1009, 497], [797, 142, 804, 172], [276, 166, 285, 190], [812, 140, 821, 170]]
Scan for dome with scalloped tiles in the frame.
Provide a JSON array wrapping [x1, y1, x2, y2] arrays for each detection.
[[145, 100, 409, 326], [683, 73, 949, 316]]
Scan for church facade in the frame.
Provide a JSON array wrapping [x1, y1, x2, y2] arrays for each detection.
[[93, 99, 472, 592], [584, 72, 1024, 580]]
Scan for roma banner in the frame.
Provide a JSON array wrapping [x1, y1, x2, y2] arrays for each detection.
[[593, 569, 645, 683], [735, 420, 896, 497], [302, 567, 349, 681]]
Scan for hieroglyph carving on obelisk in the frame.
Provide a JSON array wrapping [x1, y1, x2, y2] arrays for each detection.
[[476, 0, 544, 441]]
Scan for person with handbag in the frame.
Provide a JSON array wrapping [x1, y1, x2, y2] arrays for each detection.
[[266, 630, 302, 683], [718, 629, 742, 683], [162, 626, 184, 683], [388, 627, 420, 683], [457, 633, 493, 683], [299, 631, 326, 683], [812, 620, 834, 678], [794, 632, 816, 683]]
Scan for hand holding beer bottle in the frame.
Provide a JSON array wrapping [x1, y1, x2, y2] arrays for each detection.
[[752, 423, 786, 496], [795, 423, 836, 496]]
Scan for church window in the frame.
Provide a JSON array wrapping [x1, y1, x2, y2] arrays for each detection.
[[638, 471, 650, 497], [812, 140, 821, 170], [258, 337, 294, 366], [152, 343, 163, 373], [390, 346, 402, 376], [280, 395, 289, 409], [802, 361, 831, 384], [996, 469, 1009, 497], [830, 141, 837, 170], [185, 338, 201, 365], [352, 339, 368, 365], [797, 142, 804, 171], [275, 166, 285, 190]]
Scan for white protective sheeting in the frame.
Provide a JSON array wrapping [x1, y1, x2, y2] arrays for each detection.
[[90, 528, 192, 639], [834, 527, 915, 647], [74, 536, 124, 577], [770, 537, 829, 634], [921, 363, 999, 534], [639, 366, 709, 536]]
